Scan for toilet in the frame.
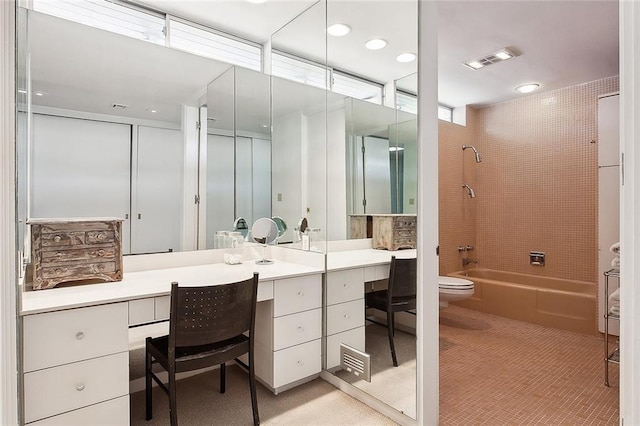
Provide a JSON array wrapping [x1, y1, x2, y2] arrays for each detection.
[[438, 276, 474, 308]]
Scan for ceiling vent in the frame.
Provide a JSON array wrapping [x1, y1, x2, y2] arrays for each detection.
[[464, 47, 519, 70], [111, 103, 129, 109]]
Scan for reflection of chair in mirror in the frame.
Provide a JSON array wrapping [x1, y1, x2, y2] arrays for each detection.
[[365, 256, 417, 367], [145, 274, 260, 426]]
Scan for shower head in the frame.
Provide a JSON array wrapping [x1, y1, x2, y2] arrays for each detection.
[[462, 145, 482, 163], [462, 184, 476, 198]]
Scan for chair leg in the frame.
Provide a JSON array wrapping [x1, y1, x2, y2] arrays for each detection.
[[387, 310, 398, 367], [220, 363, 226, 394], [391, 312, 396, 336], [145, 346, 153, 421], [169, 370, 178, 426], [249, 352, 260, 425]]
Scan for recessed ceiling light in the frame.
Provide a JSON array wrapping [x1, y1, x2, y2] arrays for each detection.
[[467, 61, 484, 70], [365, 39, 387, 50], [516, 83, 540, 94], [18, 89, 27, 94], [396, 52, 416, 63], [34, 91, 46, 97], [389, 146, 405, 152], [146, 108, 157, 113], [327, 23, 351, 37], [261, 124, 268, 128]]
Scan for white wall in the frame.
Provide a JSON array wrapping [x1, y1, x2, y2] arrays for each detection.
[[417, 1, 439, 423], [620, 0, 640, 423], [0, 1, 18, 423], [326, 107, 347, 241]]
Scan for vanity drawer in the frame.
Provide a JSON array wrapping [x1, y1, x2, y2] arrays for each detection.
[[273, 339, 321, 388], [365, 265, 389, 282], [155, 295, 171, 320], [129, 298, 155, 326], [273, 275, 321, 317], [41, 261, 116, 279], [24, 352, 129, 424], [27, 395, 129, 426], [273, 308, 322, 350], [326, 299, 365, 335], [23, 302, 128, 372], [326, 326, 365, 370], [326, 268, 365, 305], [41, 247, 117, 263]]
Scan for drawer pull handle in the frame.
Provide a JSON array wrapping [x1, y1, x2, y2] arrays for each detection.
[[54, 268, 65, 274], [297, 360, 304, 367], [297, 291, 304, 297], [76, 384, 85, 392], [343, 314, 350, 319], [56, 252, 63, 258], [97, 233, 106, 240], [97, 249, 105, 257], [97, 264, 106, 271], [297, 326, 304, 333], [76, 331, 85, 340], [53, 235, 61, 242]]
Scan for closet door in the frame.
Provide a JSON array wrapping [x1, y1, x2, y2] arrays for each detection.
[[30, 114, 132, 253], [206, 134, 235, 248], [363, 136, 392, 214], [133, 126, 184, 254], [252, 138, 271, 222]]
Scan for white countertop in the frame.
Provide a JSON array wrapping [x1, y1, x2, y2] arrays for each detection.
[[326, 248, 416, 271], [21, 259, 324, 316]]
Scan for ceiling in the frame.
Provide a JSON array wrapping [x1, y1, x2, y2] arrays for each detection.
[[26, 0, 619, 124]]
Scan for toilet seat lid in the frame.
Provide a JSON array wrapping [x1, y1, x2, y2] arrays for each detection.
[[438, 276, 474, 289]]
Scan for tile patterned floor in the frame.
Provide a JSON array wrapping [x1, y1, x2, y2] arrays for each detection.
[[439, 305, 619, 425]]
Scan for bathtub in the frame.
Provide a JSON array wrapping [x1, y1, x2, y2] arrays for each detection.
[[448, 269, 597, 335]]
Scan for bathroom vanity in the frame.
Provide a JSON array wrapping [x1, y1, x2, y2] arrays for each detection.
[[19, 247, 324, 425]]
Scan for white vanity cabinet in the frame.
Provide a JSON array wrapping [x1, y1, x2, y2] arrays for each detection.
[[22, 302, 130, 425], [325, 268, 366, 370], [253, 274, 322, 394]]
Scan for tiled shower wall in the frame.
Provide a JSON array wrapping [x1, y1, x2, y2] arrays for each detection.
[[438, 107, 478, 275], [471, 76, 619, 283]]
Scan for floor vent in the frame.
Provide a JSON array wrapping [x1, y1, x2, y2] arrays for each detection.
[[340, 343, 371, 382]]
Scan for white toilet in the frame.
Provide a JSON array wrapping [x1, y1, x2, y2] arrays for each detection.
[[438, 276, 474, 308]]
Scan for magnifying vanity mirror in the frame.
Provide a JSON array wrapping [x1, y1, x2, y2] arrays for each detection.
[[251, 218, 279, 265]]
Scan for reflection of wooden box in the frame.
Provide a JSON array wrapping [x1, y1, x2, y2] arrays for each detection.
[[372, 215, 416, 251], [349, 215, 372, 239], [29, 218, 124, 290]]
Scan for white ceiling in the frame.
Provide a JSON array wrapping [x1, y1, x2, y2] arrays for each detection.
[[27, 0, 619, 124]]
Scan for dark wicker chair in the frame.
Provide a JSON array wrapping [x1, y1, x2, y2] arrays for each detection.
[[145, 273, 260, 425], [365, 256, 416, 367]]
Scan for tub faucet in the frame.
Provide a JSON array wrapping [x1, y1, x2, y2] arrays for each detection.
[[462, 258, 478, 267]]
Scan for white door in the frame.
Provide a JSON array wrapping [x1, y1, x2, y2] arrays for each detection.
[[30, 114, 132, 253], [133, 126, 184, 254], [206, 134, 235, 248], [252, 138, 271, 224], [363, 136, 392, 214]]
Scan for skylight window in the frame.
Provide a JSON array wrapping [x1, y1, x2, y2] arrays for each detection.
[[332, 72, 383, 104], [271, 52, 329, 90], [33, 0, 165, 45], [168, 19, 261, 71]]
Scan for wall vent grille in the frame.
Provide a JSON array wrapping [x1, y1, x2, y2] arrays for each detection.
[[340, 343, 371, 382]]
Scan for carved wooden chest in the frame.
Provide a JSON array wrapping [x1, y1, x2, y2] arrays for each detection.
[[372, 215, 416, 251], [29, 218, 124, 290]]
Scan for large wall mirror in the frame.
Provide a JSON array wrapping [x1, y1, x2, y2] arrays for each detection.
[[270, 0, 419, 420]]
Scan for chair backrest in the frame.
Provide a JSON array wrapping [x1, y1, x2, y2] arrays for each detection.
[[169, 273, 259, 348], [388, 256, 417, 299]]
